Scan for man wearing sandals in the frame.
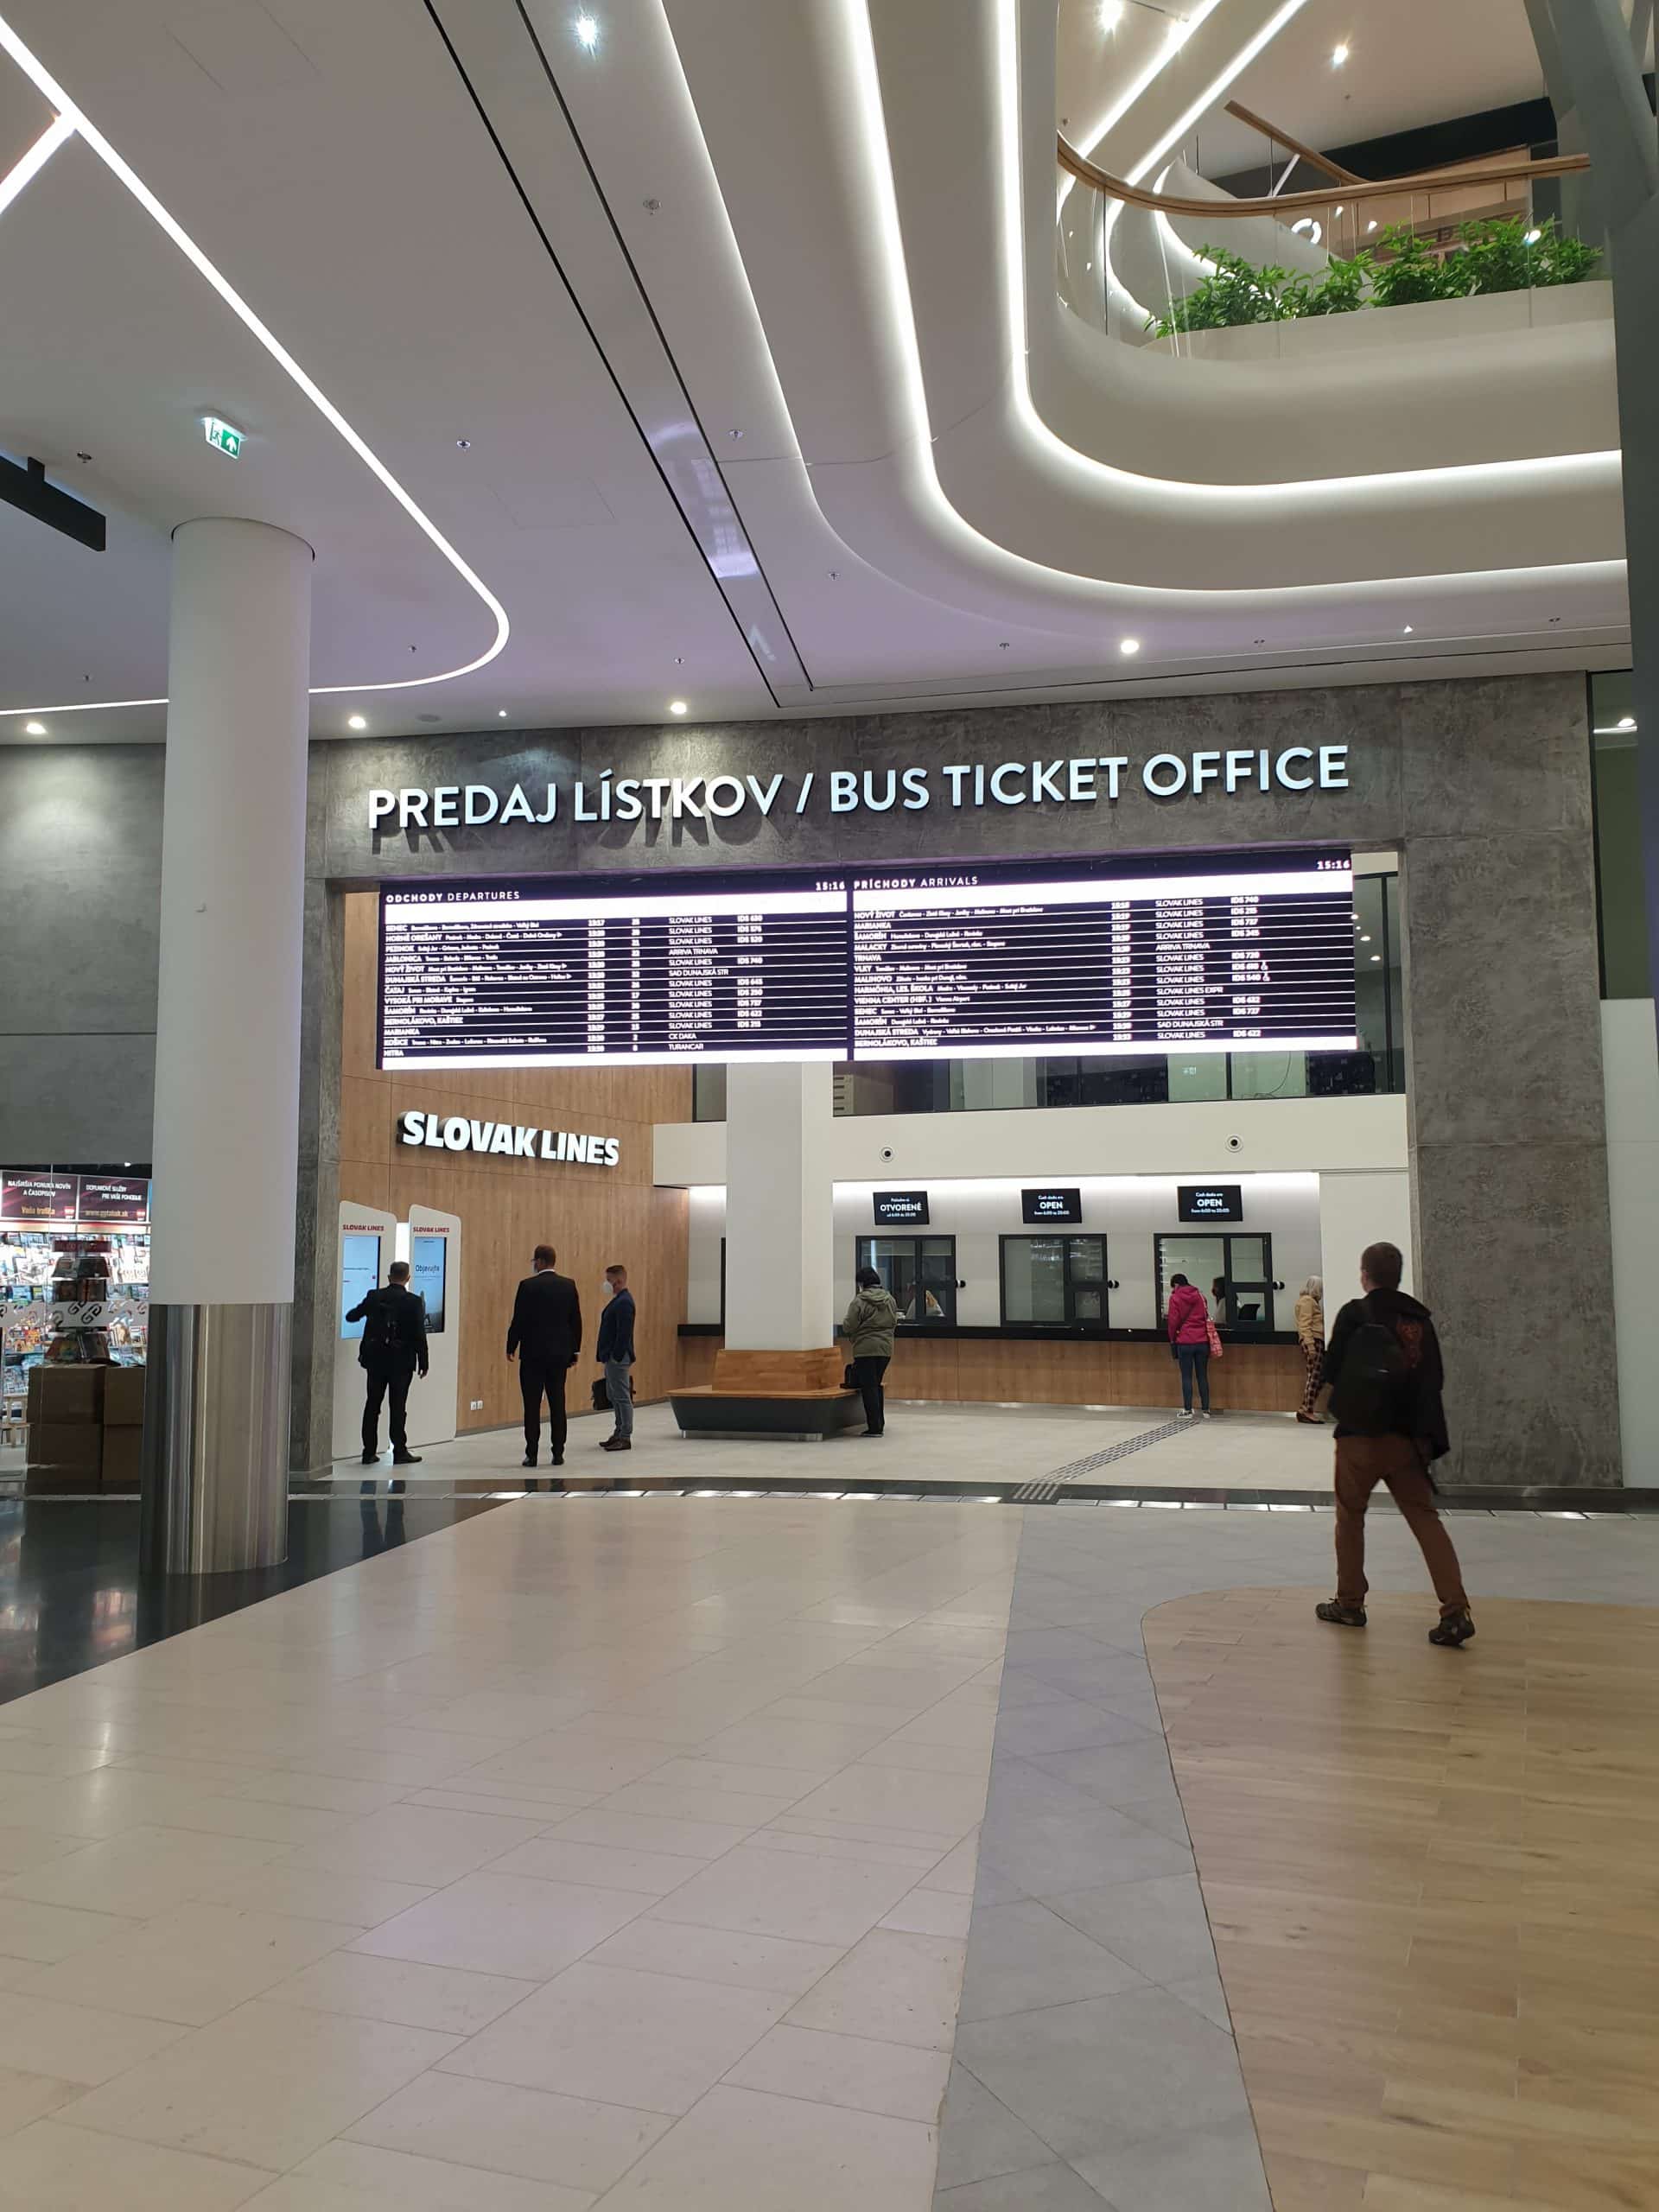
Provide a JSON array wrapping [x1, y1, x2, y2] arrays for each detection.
[[1315, 1240, 1475, 1649]]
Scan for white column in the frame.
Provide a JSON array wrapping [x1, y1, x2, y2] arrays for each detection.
[[722, 1063, 835, 1350], [143, 518, 312, 1573]]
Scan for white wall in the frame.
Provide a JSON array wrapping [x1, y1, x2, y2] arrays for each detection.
[[685, 1171, 1324, 1335], [1319, 1172, 1414, 1314], [1603, 1001, 1659, 1485], [657, 1091, 1408, 1192]]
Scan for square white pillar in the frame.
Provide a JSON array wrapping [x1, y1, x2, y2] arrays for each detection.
[[722, 1063, 835, 1351]]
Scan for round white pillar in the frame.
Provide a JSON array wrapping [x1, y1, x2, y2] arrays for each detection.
[[142, 518, 313, 1573]]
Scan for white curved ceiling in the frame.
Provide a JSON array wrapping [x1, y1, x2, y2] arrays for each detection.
[[0, 0, 1630, 746]]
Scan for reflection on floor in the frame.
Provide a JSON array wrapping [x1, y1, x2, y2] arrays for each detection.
[[0, 1495, 500, 1705], [1147, 1587, 1659, 2210], [346, 1399, 1338, 1496]]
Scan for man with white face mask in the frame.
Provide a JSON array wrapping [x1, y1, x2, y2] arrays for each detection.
[[595, 1263, 636, 1452]]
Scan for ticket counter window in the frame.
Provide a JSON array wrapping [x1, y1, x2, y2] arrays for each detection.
[[1156, 1233, 1275, 1336], [855, 1236, 957, 1326], [1001, 1236, 1109, 1326]]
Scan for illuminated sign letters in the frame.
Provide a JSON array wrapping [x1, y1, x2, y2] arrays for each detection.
[[397, 1110, 619, 1168]]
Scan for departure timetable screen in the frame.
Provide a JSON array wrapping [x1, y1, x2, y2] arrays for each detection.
[[378, 853, 1357, 1069]]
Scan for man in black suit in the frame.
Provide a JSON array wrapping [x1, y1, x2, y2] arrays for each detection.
[[346, 1259, 429, 1467], [506, 1243, 582, 1469]]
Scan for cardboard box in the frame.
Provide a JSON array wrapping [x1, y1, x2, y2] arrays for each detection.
[[26, 1365, 103, 1426], [102, 1366, 146, 1428], [25, 1422, 103, 1480], [100, 1426, 141, 1493]]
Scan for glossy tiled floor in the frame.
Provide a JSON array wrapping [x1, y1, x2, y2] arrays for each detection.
[[0, 1496, 1018, 2208], [351, 1400, 1337, 1494]]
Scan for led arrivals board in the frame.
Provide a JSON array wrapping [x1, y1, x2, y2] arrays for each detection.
[[378, 854, 1356, 1069]]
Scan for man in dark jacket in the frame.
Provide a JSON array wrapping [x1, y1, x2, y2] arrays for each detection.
[[507, 1243, 582, 1469], [594, 1263, 636, 1453], [1316, 1240, 1473, 1647], [347, 1260, 429, 1467]]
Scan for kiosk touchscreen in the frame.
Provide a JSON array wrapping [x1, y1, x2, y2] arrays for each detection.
[[399, 1205, 461, 1449]]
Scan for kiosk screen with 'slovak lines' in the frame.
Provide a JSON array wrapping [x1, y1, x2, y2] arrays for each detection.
[[377, 852, 1357, 1071]]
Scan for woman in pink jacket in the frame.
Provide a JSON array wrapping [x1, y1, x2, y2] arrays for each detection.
[[1166, 1273, 1212, 1417]]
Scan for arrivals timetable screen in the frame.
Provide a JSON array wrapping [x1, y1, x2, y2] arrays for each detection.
[[378, 853, 1357, 1069]]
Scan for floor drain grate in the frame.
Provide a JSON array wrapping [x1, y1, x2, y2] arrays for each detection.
[[1011, 1479, 1064, 1503]]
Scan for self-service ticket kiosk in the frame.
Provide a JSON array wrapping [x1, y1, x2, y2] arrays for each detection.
[[395, 1205, 461, 1449]]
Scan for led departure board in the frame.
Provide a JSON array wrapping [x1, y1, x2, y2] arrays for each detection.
[[378, 854, 1356, 1069]]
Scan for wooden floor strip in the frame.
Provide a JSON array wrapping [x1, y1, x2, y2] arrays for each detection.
[[1143, 1588, 1659, 2210]]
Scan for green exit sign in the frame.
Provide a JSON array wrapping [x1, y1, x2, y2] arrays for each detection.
[[202, 416, 244, 458]]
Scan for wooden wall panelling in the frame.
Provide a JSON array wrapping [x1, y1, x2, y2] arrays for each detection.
[[341, 892, 689, 1439]]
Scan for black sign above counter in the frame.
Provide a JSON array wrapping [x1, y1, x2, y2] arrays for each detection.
[[1178, 1184, 1243, 1224], [873, 1191, 930, 1227], [1021, 1188, 1082, 1224]]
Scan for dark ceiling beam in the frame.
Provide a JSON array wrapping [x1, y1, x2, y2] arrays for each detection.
[[0, 454, 105, 552]]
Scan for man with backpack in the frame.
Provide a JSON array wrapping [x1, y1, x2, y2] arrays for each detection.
[[1316, 1240, 1474, 1649], [346, 1259, 429, 1467]]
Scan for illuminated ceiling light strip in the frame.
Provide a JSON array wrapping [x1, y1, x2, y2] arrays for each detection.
[[0, 10, 508, 721], [1059, 0, 1226, 208], [0, 109, 71, 220], [996, 0, 1620, 501], [805, 0, 1624, 620]]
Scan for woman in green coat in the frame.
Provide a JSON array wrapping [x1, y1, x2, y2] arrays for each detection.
[[842, 1267, 900, 1437]]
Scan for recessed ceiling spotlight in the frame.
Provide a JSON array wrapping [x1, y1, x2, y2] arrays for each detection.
[[727, 429, 744, 440], [828, 569, 840, 580], [674, 656, 684, 664], [1332, 41, 1350, 65], [76, 450, 91, 463], [498, 709, 509, 718], [347, 713, 368, 730], [1119, 637, 1141, 656], [1253, 637, 1267, 646], [1333, 204, 1344, 219], [1370, 953, 1382, 963], [668, 699, 688, 715], [1524, 226, 1541, 245], [998, 641, 1011, 650], [455, 437, 472, 450], [1166, 17, 1192, 46], [1098, 0, 1123, 24], [575, 12, 599, 52], [1617, 715, 1637, 730], [23, 720, 46, 735], [1366, 219, 1377, 232], [1402, 625, 1414, 635]]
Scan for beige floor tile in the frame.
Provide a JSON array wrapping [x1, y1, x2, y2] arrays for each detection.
[[0, 2070, 81, 2138], [484, 1834, 708, 1896], [0, 1741, 115, 1780], [463, 1738, 678, 1798], [600, 1780, 801, 1827], [55, 1999, 458, 2171], [202, 1861, 435, 1929], [0, 1992, 188, 2084], [727, 2022, 952, 2123], [246, 2138, 591, 2209], [347, 2069, 671, 2193], [651, 1842, 922, 1948], [641, 1756, 834, 1803], [1, 1825, 289, 1917], [405, 1786, 598, 1820], [0, 1826, 87, 1875], [442, 1959, 791, 2114], [785, 1928, 968, 2051], [0, 2118, 275, 2209], [588, 2083, 939, 2210], [785, 1763, 990, 1842], [353, 1871, 645, 1979], [699, 1716, 899, 1773], [16, 1902, 359, 2026], [880, 1886, 976, 1939], [229, 1769, 410, 1816], [262, 1950, 537, 2036], [918, 1834, 981, 1895], [861, 1737, 992, 1777], [583, 1916, 844, 1997], [756, 1824, 945, 1871], [546, 1806, 760, 1860], [0, 1892, 138, 1964], [289, 1803, 550, 1887]]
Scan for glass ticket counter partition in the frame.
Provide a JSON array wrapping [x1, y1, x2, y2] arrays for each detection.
[[855, 1236, 957, 1327], [1155, 1233, 1275, 1338], [1000, 1236, 1109, 1325]]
